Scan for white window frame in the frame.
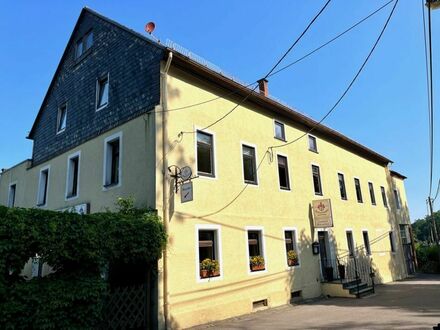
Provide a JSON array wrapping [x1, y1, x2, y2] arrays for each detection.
[[96, 73, 110, 111], [354, 177, 363, 203], [337, 171, 348, 201], [282, 227, 300, 269], [245, 226, 267, 275], [8, 182, 17, 207], [276, 152, 291, 191], [311, 162, 323, 196], [345, 229, 356, 257], [103, 132, 122, 190], [273, 119, 286, 141], [308, 134, 318, 153], [195, 224, 223, 283], [37, 165, 50, 207], [368, 181, 376, 206], [194, 127, 217, 180], [362, 229, 372, 256], [56, 103, 67, 134], [240, 141, 259, 187], [65, 151, 81, 201]]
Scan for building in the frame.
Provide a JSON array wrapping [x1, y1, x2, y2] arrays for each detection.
[[0, 8, 415, 329]]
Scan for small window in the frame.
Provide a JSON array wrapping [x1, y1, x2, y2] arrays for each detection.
[[284, 230, 299, 267], [400, 225, 410, 245], [8, 184, 16, 208], [104, 135, 121, 187], [338, 173, 347, 200], [363, 231, 371, 256], [75, 30, 93, 59], [198, 229, 221, 279], [308, 135, 318, 152], [346, 231, 355, 257], [368, 182, 376, 205], [354, 178, 363, 203], [85, 31, 94, 50], [311, 165, 322, 195], [66, 153, 80, 199], [389, 231, 396, 253], [37, 167, 49, 206], [381, 186, 388, 207], [57, 104, 67, 133], [242, 145, 257, 185], [248, 230, 265, 272], [75, 39, 84, 59], [96, 75, 109, 110], [393, 189, 401, 209], [277, 155, 290, 190], [197, 131, 215, 177], [274, 121, 285, 140]]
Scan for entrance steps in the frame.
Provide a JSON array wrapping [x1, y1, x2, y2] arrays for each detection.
[[322, 279, 374, 298]]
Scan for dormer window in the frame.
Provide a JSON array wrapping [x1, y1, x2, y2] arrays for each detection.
[[57, 104, 67, 133], [75, 30, 93, 59], [96, 74, 109, 110]]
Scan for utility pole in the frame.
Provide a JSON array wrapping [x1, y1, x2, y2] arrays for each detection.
[[427, 197, 440, 264]]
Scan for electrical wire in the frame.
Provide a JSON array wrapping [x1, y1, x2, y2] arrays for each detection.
[[179, 0, 332, 135], [427, 1, 435, 197], [270, 0, 399, 150], [433, 179, 440, 202]]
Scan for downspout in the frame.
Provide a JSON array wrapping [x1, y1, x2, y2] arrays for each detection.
[[160, 51, 173, 329]]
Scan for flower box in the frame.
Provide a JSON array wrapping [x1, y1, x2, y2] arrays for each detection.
[[288, 258, 298, 267], [250, 264, 265, 272], [200, 269, 220, 279]]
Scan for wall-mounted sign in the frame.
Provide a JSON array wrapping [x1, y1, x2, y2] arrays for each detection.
[[312, 199, 333, 228], [181, 182, 193, 203], [59, 203, 90, 215]]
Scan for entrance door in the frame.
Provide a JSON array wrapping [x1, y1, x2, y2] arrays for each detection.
[[318, 231, 333, 281]]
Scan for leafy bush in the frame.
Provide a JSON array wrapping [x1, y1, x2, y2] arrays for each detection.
[[416, 243, 440, 273]]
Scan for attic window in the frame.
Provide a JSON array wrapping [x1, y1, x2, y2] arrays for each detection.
[[75, 31, 94, 59]]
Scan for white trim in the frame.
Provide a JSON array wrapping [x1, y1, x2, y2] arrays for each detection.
[[36, 165, 50, 207], [282, 226, 300, 269], [345, 229, 357, 257], [195, 224, 224, 283], [337, 172, 348, 201], [310, 162, 323, 196], [367, 181, 377, 206], [96, 73, 110, 112], [102, 131, 122, 191], [273, 119, 286, 141], [245, 226, 267, 275], [240, 141, 259, 187], [194, 126, 217, 180], [65, 151, 81, 201], [276, 151, 291, 192], [7, 181, 17, 207], [308, 134, 318, 152]]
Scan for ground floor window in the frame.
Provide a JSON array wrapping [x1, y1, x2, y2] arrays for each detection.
[[346, 231, 355, 257], [197, 226, 221, 279], [247, 228, 265, 272], [389, 231, 396, 253], [362, 231, 371, 256], [284, 229, 299, 267]]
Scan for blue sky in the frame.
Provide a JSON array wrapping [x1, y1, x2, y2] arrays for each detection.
[[0, 1, 438, 220]]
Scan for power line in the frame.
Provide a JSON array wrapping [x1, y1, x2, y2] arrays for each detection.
[[270, 0, 399, 150], [161, 0, 394, 114], [179, 0, 332, 135], [427, 1, 435, 197]]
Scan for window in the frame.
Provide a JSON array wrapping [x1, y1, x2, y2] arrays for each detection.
[[354, 178, 363, 203], [104, 134, 121, 188], [284, 229, 299, 267], [389, 231, 396, 253], [37, 167, 49, 206], [400, 225, 410, 244], [277, 155, 290, 190], [197, 227, 221, 280], [96, 75, 109, 110], [66, 152, 80, 199], [393, 189, 401, 209], [346, 231, 355, 257], [368, 182, 376, 205], [308, 135, 318, 152], [247, 229, 265, 272], [363, 231, 371, 255], [242, 145, 257, 185], [381, 186, 388, 207], [75, 30, 93, 59], [8, 184, 16, 207], [57, 104, 67, 133], [274, 121, 285, 140], [311, 165, 322, 195], [197, 131, 215, 177], [338, 173, 347, 200]]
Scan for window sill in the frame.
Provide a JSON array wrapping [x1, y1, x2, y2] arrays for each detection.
[[280, 187, 291, 192], [198, 172, 216, 179], [341, 197, 348, 201], [244, 181, 258, 186], [96, 103, 109, 112], [36, 203, 46, 207], [314, 192, 323, 196], [274, 136, 286, 142], [309, 149, 319, 154], [65, 194, 78, 201], [103, 182, 120, 191], [56, 129, 66, 135]]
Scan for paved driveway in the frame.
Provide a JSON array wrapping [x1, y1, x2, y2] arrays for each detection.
[[191, 274, 440, 330]]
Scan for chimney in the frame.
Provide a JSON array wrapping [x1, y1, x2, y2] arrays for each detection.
[[257, 78, 269, 97]]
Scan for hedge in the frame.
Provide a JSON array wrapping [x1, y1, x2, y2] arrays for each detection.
[[0, 204, 166, 328]]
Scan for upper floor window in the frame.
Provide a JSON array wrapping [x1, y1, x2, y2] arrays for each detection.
[[338, 173, 347, 200], [274, 121, 286, 141], [104, 133, 121, 188], [311, 165, 322, 195], [75, 30, 93, 59], [66, 152, 80, 199], [381, 186, 388, 207], [8, 183, 16, 208], [96, 74, 109, 110], [242, 145, 257, 185], [37, 167, 50, 206], [197, 131, 215, 177], [277, 155, 290, 190], [57, 104, 67, 133], [393, 189, 401, 209], [368, 182, 376, 205], [308, 135, 318, 152], [354, 178, 363, 203]]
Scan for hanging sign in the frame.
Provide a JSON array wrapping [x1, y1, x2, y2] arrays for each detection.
[[312, 199, 333, 228], [181, 181, 193, 203]]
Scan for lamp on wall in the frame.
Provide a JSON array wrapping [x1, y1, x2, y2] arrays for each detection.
[[312, 242, 320, 255]]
